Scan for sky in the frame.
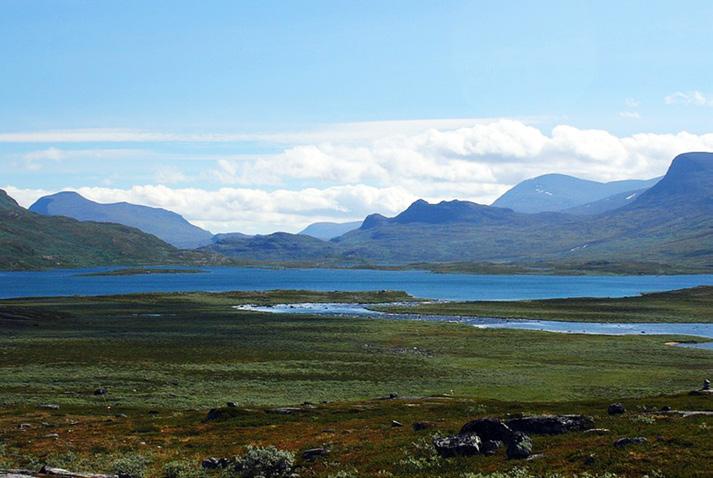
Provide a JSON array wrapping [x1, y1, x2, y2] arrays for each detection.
[[2, 0, 713, 234]]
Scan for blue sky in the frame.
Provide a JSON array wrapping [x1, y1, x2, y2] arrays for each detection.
[[2, 1, 713, 233]]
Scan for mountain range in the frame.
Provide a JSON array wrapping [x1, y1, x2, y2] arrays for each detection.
[[3, 152, 712, 273], [30, 192, 213, 249], [204, 152, 713, 272]]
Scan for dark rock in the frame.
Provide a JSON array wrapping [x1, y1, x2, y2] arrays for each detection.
[[433, 434, 481, 458], [201, 457, 231, 470], [608, 403, 625, 415], [614, 436, 648, 448], [506, 414, 594, 435], [302, 447, 329, 461], [391, 420, 403, 427], [412, 421, 435, 431], [147, 410, 159, 415], [226, 402, 238, 408], [661, 405, 672, 412], [206, 408, 223, 421], [481, 439, 503, 456], [459, 417, 514, 442], [506, 432, 533, 459], [94, 388, 108, 396]]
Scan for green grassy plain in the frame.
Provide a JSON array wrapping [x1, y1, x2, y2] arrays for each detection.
[[381, 286, 713, 323], [1, 289, 713, 476]]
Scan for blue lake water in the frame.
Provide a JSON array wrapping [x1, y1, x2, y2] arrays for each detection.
[[1, 266, 713, 301]]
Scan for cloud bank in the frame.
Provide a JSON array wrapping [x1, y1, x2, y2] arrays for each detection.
[[6, 119, 713, 234]]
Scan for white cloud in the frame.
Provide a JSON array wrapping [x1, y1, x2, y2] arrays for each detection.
[[154, 166, 188, 184], [5, 119, 713, 234], [4, 184, 417, 235], [664, 91, 713, 107], [618, 111, 641, 119], [624, 98, 640, 108]]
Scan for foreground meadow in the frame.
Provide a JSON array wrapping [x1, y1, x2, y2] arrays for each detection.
[[1, 289, 713, 477]]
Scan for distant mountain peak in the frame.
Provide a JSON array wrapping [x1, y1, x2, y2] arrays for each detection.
[[30, 191, 213, 249], [492, 173, 661, 214], [0, 189, 20, 210]]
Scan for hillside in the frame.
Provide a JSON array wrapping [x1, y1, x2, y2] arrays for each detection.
[[30, 191, 213, 249], [492, 173, 660, 213], [0, 189, 206, 270], [204, 231, 340, 262]]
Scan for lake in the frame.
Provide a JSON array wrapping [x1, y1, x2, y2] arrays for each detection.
[[1, 266, 713, 300]]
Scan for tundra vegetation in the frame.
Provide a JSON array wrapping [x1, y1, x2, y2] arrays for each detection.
[[1, 289, 712, 477]]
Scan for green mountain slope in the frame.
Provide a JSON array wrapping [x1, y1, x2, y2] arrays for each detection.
[[0, 189, 206, 270]]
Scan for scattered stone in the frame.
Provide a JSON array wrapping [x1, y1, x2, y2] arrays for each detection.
[[481, 439, 503, 456], [412, 421, 435, 431], [660, 405, 672, 412], [608, 403, 625, 415], [704, 379, 711, 391], [506, 414, 594, 435], [302, 447, 329, 461], [584, 453, 597, 465], [506, 432, 533, 459], [94, 388, 108, 396], [115, 413, 128, 418], [18, 423, 32, 430], [226, 402, 238, 408], [391, 420, 403, 427], [44, 433, 60, 439], [147, 410, 159, 415], [459, 417, 514, 442], [583, 428, 611, 435], [38, 404, 60, 410], [433, 434, 481, 458], [614, 436, 648, 448]]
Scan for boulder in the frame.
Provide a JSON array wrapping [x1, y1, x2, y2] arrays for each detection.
[[506, 414, 594, 435], [226, 402, 238, 408], [459, 417, 514, 442], [301, 447, 329, 461], [201, 457, 231, 470], [481, 439, 503, 456], [506, 432, 533, 459], [93, 388, 108, 396], [391, 420, 403, 427], [608, 403, 625, 415], [613, 436, 647, 448], [433, 434, 481, 458]]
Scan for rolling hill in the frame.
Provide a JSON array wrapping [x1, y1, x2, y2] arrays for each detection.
[[30, 192, 213, 249], [0, 190, 212, 270]]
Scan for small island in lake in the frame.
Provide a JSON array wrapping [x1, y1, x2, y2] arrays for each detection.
[[78, 267, 207, 277]]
